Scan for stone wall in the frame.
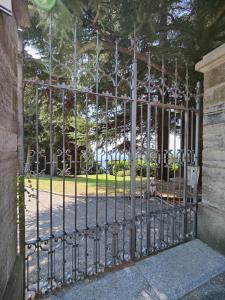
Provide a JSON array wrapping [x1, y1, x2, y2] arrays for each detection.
[[196, 44, 225, 255], [0, 2, 29, 299], [0, 9, 19, 299]]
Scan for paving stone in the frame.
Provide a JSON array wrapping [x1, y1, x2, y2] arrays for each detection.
[[51, 268, 159, 300], [43, 239, 225, 300], [136, 239, 225, 300], [183, 270, 225, 300]]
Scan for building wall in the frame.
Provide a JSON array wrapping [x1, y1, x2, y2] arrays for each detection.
[[0, 3, 28, 299], [196, 44, 225, 255]]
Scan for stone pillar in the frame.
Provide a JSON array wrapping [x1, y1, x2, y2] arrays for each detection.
[[196, 44, 225, 255], [0, 1, 29, 299]]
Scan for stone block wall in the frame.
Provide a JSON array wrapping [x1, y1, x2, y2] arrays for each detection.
[[0, 2, 29, 298], [0, 9, 19, 299], [196, 44, 225, 255]]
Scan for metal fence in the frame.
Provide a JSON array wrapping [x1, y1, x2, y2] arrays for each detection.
[[23, 19, 200, 298]]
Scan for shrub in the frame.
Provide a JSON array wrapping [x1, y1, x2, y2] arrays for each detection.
[[108, 159, 158, 177], [136, 160, 157, 177], [169, 162, 180, 177], [108, 160, 130, 175], [116, 170, 130, 177]]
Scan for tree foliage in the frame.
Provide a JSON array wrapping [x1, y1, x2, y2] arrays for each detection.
[[24, 0, 225, 175]]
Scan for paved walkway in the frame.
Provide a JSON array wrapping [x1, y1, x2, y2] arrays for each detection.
[[43, 239, 225, 300], [183, 270, 225, 300]]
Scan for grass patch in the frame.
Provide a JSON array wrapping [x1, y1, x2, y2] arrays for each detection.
[[25, 174, 147, 196]]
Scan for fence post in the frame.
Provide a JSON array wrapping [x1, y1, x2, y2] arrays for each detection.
[[194, 82, 200, 200], [193, 82, 200, 236], [130, 31, 137, 259]]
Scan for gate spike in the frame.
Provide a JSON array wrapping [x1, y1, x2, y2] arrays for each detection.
[[174, 58, 178, 106], [72, 18, 77, 88], [161, 55, 165, 103], [185, 62, 189, 105]]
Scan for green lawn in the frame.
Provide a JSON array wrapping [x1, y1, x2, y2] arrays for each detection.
[[25, 174, 147, 196]]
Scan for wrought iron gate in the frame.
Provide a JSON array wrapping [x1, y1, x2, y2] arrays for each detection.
[[23, 19, 200, 298]]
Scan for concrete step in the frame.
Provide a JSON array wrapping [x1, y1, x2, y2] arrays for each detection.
[[44, 239, 225, 300], [183, 270, 225, 300]]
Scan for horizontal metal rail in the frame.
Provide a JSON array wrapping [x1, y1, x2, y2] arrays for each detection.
[[25, 202, 196, 246], [24, 80, 198, 112]]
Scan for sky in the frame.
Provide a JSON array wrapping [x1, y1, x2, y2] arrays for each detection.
[[25, 44, 41, 59]]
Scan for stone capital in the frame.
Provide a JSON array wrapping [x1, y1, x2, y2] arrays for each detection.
[[195, 43, 225, 74]]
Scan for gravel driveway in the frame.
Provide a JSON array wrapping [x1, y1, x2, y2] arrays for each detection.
[[25, 190, 194, 297]]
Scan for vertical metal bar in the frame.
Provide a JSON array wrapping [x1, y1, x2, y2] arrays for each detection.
[[112, 41, 119, 264], [190, 110, 194, 199], [173, 59, 178, 203], [62, 86, 66, 283], [191, 112, 194, 155], [172, 59, 178, 244], [178, 110, 183, 239], [183, 109, 189, 238], [146, 52, 151, 254], [193, 82, 200, 236], [95, 30, 100, 273], [194, 82, 200, 197], [183, 63, 189, 239], [105, 95, 109, 267], [123, 101, 127, 261], [35, 87, 40, 293], [72, 19, 78, 281], [114, 40, 119, 224], [140, 102, 143, 255], [17, 30, 25, 299], [159, 56, 165, 247], [178, 111, 183, 207], [48, 12, 54, 288], [85, 93, 89, 276], [166, 109, 171, 244], [154, 103, 158, 248], [130, 30, 137, 259], [72, 20, 77, 88], [155, 106, 158, 180]]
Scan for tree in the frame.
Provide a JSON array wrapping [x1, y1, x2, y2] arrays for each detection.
[[24, 0, 225, 180]]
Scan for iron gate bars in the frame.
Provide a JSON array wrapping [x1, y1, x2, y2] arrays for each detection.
[[130, 31, 138, 259], [23, 17, 200, 298]]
